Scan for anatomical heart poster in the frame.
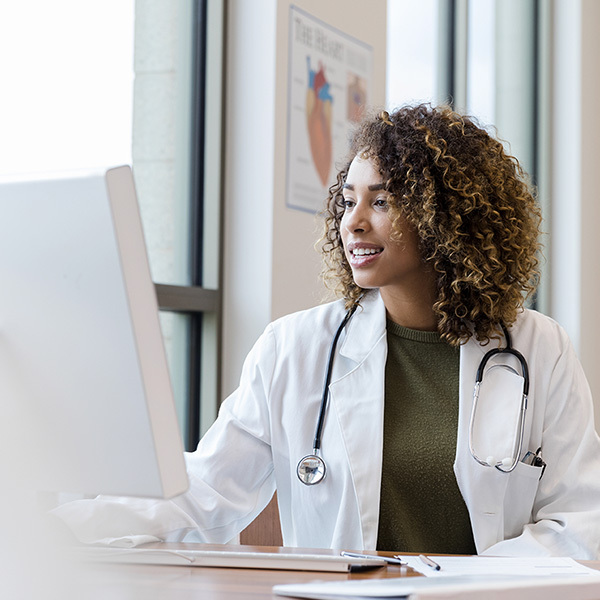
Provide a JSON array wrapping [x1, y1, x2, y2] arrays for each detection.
[[286, 6, 373, 213]]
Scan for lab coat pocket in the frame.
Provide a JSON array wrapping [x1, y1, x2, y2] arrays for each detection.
[[503, 461, 543, 538]]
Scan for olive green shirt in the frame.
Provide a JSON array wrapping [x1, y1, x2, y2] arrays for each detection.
[[376, 320, 477, 554]]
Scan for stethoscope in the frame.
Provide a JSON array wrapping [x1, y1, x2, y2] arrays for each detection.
[[297, 311, 530, 486], [468, 323, 529, 473], [296, 304, 358, 485]]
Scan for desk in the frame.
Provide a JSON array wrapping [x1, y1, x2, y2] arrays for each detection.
[[72, 544, 600, 600], [74, 543, 412, 599]]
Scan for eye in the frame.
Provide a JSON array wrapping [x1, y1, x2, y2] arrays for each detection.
[[341, 197, 355, 210], [374, 197, 389, 209]]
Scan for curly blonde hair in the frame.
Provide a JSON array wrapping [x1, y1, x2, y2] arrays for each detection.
[[321, 104, 543, 346]]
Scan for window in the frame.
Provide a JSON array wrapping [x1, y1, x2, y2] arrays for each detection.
[[386, 0, 546, 310], [386, 0, 439, 108], [133, 0, 225, 449], [0, 1, 134, 175], [1, 0, 225, 451]]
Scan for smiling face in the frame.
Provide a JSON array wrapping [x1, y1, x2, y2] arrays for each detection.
[[340, 155, 437, 325]]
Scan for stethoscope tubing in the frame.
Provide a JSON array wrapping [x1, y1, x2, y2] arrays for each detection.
[[312, 303, 358, 453], [300, 311, 530, 485], [296, 304, 359, 485], [475, 324, 530, 396]]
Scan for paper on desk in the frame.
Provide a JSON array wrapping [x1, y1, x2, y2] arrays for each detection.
[[397, 555, 600, 578], [274, 573, 600, 600]]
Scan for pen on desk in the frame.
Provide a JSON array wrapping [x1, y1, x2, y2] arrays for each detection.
[[419, 554, 441, 571], [340, 551, 406, 565]]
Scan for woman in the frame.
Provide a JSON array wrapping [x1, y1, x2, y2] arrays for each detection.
[[56, 104, 600, 558]]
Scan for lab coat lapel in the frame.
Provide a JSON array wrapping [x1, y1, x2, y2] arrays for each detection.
[[329, 292, 387, 550], [326, 291, 514, 552], [455, 335, 511, 552]]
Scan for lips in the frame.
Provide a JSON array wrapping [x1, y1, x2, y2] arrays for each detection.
[[346, 242, 384, 267], [352, 247, 382, 256]]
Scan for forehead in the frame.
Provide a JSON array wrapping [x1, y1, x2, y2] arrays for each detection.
[[345, 156, 383, 185]]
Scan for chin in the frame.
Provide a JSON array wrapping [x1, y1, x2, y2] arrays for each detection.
[[351, 276, 378, 290]]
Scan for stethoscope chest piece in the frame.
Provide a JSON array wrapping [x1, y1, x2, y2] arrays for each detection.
[[297, 453, 326, 485]]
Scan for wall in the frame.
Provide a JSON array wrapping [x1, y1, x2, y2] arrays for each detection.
[[223, 0, 387, 397], [577, 0, 600, 430], [551, 0, 600, 430]]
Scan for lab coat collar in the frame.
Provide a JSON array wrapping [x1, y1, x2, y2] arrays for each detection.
[[338, 291, 387, 364]]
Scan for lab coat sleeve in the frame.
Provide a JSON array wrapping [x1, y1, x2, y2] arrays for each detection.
[[482, 329, 600, 559], [52, 325, 279, 545]]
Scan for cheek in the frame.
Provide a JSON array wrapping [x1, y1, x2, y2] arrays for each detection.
[[404, 229, 422, 260], [340, 212, 349, 231], [374, 215, 394, 240], [339, 218, 350, 248]]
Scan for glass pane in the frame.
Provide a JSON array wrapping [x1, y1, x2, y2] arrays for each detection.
[[159, 311, 191, 441], [132, 0, 194, 285], [386, 0, 438, 108], [0, 0, 133, 176], [200, 312, 219, 437], [467, 0, 495, 125]]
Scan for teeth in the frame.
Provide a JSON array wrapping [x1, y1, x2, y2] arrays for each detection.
[[353, 248, 381, 256]]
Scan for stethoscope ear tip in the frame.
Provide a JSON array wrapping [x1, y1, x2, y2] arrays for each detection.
[[485, 456, 512, 468]]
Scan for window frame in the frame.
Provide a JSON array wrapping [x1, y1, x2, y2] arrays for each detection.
[[154, 0, 226, 451]]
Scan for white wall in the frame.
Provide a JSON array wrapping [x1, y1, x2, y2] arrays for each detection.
[[551, 0, 600, 430], [222, 0, 277, 398], [223, 0, 387, 397], [577, 0, 600, 431]]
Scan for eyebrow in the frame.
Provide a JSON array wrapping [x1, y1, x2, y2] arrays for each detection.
[[342, 183, 386, 191]]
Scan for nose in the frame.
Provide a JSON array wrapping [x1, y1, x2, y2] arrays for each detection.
[[342, 201, 370, 233]]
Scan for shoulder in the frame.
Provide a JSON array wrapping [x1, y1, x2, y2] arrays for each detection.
[[241, 300, 348, 377], [511, 308, 570, 345], [242, 299, 349, 370], [268, 298, 348, 343], [268, 290, 382, 340], [236, 301, 347, 385], [510, 308, 575, 364]]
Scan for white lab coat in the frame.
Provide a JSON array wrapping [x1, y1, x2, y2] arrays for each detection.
[[56, 291, 600, 558]]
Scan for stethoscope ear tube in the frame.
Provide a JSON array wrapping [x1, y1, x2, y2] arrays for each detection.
[[469, 323, 530, 473]]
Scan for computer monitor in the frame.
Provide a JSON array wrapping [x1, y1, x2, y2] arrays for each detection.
[[0, 166, 188, 499]]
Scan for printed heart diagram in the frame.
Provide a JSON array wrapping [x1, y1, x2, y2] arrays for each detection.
[[306, 57, 333, 187]]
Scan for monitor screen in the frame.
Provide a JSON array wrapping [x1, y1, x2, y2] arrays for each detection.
[[0, 166, 189, 499]]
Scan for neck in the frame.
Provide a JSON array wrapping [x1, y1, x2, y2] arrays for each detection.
[[380, 283, 438, 332]]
